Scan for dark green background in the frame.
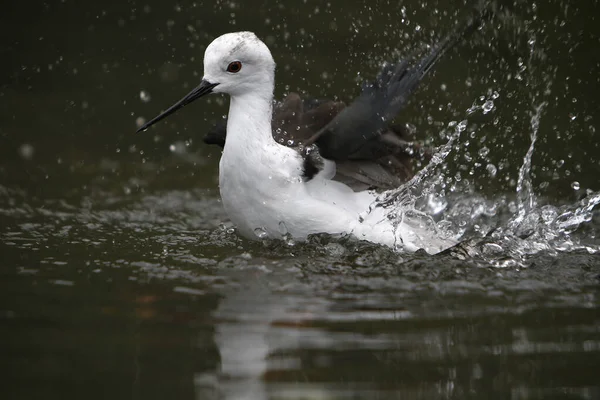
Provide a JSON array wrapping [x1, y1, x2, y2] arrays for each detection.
[[2, 0, 599, 198]]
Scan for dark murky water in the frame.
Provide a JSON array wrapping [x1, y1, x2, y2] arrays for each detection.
[[2, 1, 600, 399]]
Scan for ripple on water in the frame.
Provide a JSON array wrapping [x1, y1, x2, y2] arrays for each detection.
[[2, 184, 599, 400]]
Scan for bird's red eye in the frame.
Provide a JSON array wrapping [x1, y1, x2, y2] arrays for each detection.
[[227, 61, 242, 73]]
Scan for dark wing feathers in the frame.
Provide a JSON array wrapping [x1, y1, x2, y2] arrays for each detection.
[[307, 7, 488, 161]]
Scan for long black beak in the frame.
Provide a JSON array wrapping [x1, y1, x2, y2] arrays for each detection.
[[136, 79, 219, 132]]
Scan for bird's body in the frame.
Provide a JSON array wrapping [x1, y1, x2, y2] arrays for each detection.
[[217, 77, 395, 246], [138, 11, 489, 253]]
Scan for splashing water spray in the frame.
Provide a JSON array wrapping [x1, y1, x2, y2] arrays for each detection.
[[365, 27, 600, 262]]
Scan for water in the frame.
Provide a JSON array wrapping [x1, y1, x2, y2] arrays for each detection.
[[2, 1, 600, 399], [375, 97, 600, 261]]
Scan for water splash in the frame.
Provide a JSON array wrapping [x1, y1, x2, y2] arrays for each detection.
[[508, 102, 545, 230], [378, 119, 466, 210], [370, 28, 600, 261], [368, 119, 469, 254], [253, 227, 268, 240], [278, 221, 295, 246]]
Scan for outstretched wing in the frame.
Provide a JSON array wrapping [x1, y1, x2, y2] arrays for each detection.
[[306, 6, 489, 161]]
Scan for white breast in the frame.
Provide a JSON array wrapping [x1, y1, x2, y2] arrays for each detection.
[[218, 141, 305, 239], [218, 140, 402, 248]]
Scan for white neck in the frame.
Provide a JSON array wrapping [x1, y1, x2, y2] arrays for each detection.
[[218, 82, 305, 239], [224, 86, 275, 153]]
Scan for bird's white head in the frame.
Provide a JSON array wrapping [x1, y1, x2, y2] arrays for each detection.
[[136, 31, 275, 132], [203, 32, 275, 97]]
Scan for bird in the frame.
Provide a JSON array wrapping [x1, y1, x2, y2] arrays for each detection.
[[137, 9, 489, 253]]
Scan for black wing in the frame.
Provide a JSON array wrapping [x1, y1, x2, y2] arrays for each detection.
[[306, 5, 490, 161]]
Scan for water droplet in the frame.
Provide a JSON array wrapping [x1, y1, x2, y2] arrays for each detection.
[[481, 243, 503, 256], [18, 143, 34, 160], [283, 233, 295, 247], [478, 147, 490, 157], [254, 227, 268, 239], [427, 194, 448, 215], [486, 164, 497, 177], [139, 90, 151, 103], [482, 100, 494, 114], [168, 141, 187, 154], [278, 221, 288, 235], [540, 205, 558, 224], [571, 181, 580, 190]]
